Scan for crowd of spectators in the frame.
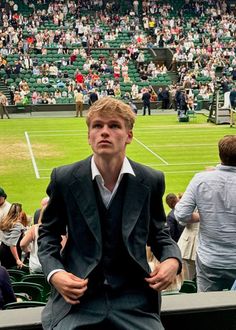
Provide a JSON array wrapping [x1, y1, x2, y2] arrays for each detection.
[[0, 0, 235, 111]]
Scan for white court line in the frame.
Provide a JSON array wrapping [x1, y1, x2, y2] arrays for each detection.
[[29, 133, 86, 137], [25, 131, 40, 179], [148, 143, 216, 148], [134, 137, 169, 165], [28, 129, 87, 133], [144, 162, 217, 167], [164, 170, 199, 174]]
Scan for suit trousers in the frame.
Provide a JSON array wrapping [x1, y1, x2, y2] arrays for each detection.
[[52, 286, 164, 330]]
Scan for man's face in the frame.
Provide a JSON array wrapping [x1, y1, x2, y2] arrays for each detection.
[[88, 114, 133, 159], [0, 197, 5, 206]]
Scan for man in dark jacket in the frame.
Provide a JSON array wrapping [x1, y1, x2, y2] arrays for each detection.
[[38, 97, 181, 330], [142, 89, 151, 115]]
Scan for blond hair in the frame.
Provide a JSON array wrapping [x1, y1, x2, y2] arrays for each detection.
[[86, 97, 136, 130]]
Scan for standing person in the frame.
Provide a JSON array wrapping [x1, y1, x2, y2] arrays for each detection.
[[161, 87, 170, 110], [177, 192, 199, 282], [142, 88, 151, 115], [229, 85, 236, 109], [0, 187, 11, 223], [0, 204, 27, 269], [0, 92, 10, 119], [165, 193, 184, 242], [33, 197, 49, 224], [74, 89, 84, 117], [38, 97, 181, 330], [89, 89, 99, 105], [175, 135, 236, 292], [178, 222, 199, 281]]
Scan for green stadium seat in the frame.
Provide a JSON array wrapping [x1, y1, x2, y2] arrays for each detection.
[[6, 269, 26, 282], [179, 280, 197, 293], [12, 282, 44, 302]]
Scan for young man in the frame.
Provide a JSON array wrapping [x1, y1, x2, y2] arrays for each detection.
[[175, 135, 236, 292], [38, 97, 181, 330]]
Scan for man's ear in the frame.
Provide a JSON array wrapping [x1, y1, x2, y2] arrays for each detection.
[[126, 130, 133, 144]]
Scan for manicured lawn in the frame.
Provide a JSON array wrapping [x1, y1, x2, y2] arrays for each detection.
[[0, 113, 234, 216]]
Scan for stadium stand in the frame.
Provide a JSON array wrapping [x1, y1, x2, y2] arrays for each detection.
[[0, 0, 235, 117]]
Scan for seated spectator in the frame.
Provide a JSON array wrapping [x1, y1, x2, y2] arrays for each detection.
[[129, 100, 138, 114], [0, 265, 16, 309], [114, 85, 121, 98], [13, 91, 23, 105], [131, 83, 139, 99], [42, 76, 49, 84], [31, 90, 39, 105], [54, 89, 62, 99], [47, 94, 57, 105]]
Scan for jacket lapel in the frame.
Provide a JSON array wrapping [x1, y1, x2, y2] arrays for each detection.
[[69, 157, 102, 248], [122, 167, 149, 244]]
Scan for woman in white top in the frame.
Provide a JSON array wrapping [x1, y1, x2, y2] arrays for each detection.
[[20, 208, 44, 273], [21, 207, 67, 273]]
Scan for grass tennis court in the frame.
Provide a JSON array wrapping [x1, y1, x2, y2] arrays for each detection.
[[0, 113, 234, 216]]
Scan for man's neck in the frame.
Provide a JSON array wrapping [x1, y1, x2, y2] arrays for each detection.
[[94, 155, 124, 191]]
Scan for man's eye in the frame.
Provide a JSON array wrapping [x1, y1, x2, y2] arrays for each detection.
[[93, 124, 102, 128], [110, 124, 120, 129]]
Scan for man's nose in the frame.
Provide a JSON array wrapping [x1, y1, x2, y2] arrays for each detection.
[[101, 125, 109, 136]]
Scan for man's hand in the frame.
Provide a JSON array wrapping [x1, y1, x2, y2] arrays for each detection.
[[145, 258, 179, 291], [50, 271, 88, 305]]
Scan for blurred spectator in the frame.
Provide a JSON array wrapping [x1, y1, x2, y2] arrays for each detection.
[[165, 193, 184, 242], [33, 197, 49, 225], [0, 204, 27, 269], [0, 187, 11, 223], [0, 266, 16, 309], [142, 88, 151, 115], [0, 92, 10, 119]]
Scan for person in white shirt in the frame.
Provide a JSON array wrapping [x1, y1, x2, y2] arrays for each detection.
[[175, 135, 236, 292]]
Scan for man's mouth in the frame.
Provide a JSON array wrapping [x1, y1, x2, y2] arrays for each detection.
[[99, 140, 111, 144]]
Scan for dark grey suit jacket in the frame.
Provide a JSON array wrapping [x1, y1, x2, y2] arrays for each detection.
[[38, 156, 181, 329]]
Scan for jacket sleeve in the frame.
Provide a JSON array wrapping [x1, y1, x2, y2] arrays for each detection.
[[38, 168, 67, 278]]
